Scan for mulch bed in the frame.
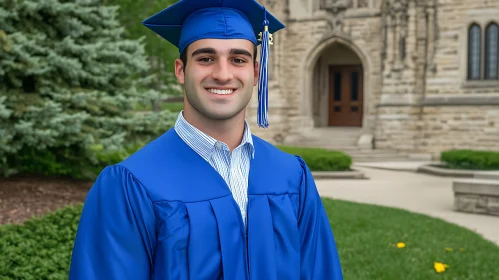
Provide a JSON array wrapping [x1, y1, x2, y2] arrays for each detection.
[[0, 175, 92, 225]]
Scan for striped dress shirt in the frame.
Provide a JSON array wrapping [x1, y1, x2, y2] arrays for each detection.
[[174, 111, 254, 226]]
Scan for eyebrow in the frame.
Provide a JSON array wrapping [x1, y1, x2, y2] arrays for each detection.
[[191, 48, 216, 57], [229, 48, 252, 58], [190, 47, 253, 58]]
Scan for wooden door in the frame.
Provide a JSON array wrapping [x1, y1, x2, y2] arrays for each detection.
[[328, 65, 364, 127]]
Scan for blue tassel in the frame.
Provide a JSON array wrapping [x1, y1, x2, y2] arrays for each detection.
[[257, 8, 270, 128]]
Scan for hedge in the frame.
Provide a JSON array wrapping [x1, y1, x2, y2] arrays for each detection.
[[277, 146, 352, 171], [440, 149, 499, 170], [0, 205, 82, 280], [11, 143, 145, 181]]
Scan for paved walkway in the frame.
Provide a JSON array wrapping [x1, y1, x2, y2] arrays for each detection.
[[315, 165, 499, 245]]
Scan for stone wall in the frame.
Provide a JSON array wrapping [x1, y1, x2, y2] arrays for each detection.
[[425, 0, 499, 96], [421, 106, 499, 157], [453, 179, 499, 217], [374, 106, 422, 152]]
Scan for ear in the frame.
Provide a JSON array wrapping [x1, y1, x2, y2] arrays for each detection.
[[175, 58, 185, 85], [253, 61, 259, 87]]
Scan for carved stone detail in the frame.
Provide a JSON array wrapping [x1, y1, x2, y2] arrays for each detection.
[[381, 0, 410, 70], [425, 0, 438, 73], [320, 0, 350, 33]]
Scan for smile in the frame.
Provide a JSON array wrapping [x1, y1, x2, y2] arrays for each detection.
[[206, 88, 235, 95]]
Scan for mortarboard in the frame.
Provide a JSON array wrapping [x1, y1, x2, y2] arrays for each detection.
[[142, 0, 285, 128]]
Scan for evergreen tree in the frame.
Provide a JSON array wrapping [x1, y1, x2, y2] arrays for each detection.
[[0, 0, 176, 178], [105, 0, 181, 101]]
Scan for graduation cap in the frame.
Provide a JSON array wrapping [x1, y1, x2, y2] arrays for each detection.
[[142, 0, 285, 128]]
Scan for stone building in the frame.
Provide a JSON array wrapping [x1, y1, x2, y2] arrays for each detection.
[[246, 0, 499, 160]]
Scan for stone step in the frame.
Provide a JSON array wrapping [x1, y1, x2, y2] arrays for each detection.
[[304, 138, 359, 143], [298, 143, 359, 148], [299, 136, 359, 141], [344, 149, 402, 155], [290, 144, 360, 151], [298, 139, 358, 145], [303, 130, 361, 136], [300, 130, 362, 139]]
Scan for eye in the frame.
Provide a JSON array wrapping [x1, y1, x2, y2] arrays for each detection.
[[232, 58, 247, 64], [198, 57, 214, 63]]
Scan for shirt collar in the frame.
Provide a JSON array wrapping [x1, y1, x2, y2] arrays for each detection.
[[174, 111, 255, 161]]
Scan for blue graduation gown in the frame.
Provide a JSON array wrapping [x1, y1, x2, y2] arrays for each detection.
[[69, 128, 343, 279]]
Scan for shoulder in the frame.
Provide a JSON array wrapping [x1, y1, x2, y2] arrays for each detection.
[[252, 135, 307, 183], [89, 164, 152, 206], [93, 129, 181, 198]]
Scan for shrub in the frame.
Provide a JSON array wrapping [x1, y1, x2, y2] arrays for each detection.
[[440, 149, 499, 170], [277, 146, 352, 171], [10, 143, 144, 180], [0, 205, 83, 280]]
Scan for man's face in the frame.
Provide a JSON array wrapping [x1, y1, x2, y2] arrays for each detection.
[[175, 38, 258, 121]]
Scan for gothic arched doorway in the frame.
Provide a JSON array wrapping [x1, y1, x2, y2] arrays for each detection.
[[312, 43, 364, 127]]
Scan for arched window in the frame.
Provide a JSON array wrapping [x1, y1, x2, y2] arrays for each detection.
[[485, 23, 499, 80], [468, 24, 481, 80]]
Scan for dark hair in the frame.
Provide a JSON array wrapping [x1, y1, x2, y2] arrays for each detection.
[[180, 44, 258, 71]]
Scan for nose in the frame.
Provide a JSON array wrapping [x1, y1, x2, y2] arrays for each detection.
[[211, 60, 233, 83]]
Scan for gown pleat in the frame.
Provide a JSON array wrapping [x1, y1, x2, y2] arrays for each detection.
[[153, 201, 189, 280], [267, 194, 301, 279], [247, 195, 277, 280], [185, 201, 222, 279], [209, 196, 248, 280]]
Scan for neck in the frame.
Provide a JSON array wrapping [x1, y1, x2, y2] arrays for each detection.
[[182, 108, 246, 152]]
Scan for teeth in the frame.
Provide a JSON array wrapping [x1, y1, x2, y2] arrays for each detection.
[[207, 88, 234, 95]]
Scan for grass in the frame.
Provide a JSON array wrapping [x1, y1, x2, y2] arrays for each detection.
[[325, 199, 499, 279], [1, 200, 498, 279]]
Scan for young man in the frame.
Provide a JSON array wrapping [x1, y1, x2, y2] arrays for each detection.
[[69, 0, 343, 279]]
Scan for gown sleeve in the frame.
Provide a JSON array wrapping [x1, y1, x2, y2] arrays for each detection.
[[69, 165, 157, 280], [296, 156, 343, 279]]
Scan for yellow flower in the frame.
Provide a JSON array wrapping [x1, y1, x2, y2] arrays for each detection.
[[445, 247, 452, 252], [396, 242, 406, 248], [434, 262, 449, 273]]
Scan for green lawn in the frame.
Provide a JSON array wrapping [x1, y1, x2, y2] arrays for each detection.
[[0, 199, 498, 279], [325, 199, 499, 279]]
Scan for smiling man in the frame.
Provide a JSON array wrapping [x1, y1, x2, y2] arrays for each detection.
[[68, 0, 343, 279]]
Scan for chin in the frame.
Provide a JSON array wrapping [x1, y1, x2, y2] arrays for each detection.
[[199, 107, 245, 121], [205, 111, 240, 121]]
